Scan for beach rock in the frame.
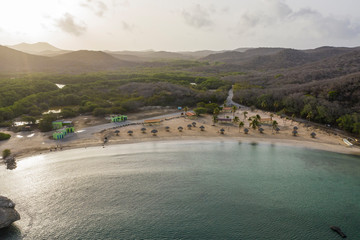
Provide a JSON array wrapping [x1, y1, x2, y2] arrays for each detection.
[[0, 196, 20, 229]]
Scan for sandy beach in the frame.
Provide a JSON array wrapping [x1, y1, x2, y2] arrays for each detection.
[[1, 108, 360, 162]]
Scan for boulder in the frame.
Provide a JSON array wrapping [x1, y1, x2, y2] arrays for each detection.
[[0, 196, 20, 229]]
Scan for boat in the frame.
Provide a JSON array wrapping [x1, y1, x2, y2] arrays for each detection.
[[330, 226, 347, 238], [343, 138, 353, 147]]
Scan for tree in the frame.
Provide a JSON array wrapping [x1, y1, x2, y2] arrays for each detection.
[[272, 120, 278, 133], [38, 114, 57, 132], [212, 115, 218, 125], [194, 107, 207, 116], [249, 116, 260, 130], [213, 107, 220, 116], [232, 105, 237, 117], [270, 113, 274, 122], [233, 116, 239, 123], [243, 111, 248, 121], [238, 121, 244, 132], [184, 106, 189, 114], [2, 149, 11, 159]]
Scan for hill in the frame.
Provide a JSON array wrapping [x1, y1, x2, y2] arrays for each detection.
[[0, 46, 134, 73], [8, 42, 66, 56]]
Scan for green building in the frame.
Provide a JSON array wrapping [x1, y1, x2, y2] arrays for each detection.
[[52, 121, 63, 130], [111, 115, 127, 122]]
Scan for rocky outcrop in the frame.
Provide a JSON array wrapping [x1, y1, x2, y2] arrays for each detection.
[[0, 196, 20, 229]]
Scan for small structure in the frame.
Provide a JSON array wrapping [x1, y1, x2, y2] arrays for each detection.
[[222, 107, 232, 113], [52, 120, 73, 130], [260, 118, 272, 124], [144, 119, 162, 125], [111, 115, 127, 122], [185, 112, 196, 117], [217, 118, 232, 123], [52, 120, 63, 130]]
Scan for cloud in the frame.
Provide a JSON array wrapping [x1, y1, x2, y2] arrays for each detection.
[[237, 1, 360, 41], [81, 0, 108, 17], [122, 21, 135, 32], [56, 13, 87, 36], [181, 4, 214, 29]]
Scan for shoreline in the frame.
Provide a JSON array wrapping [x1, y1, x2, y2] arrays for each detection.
[[14, 135, 360, 162], [2, 112, 360, 163]]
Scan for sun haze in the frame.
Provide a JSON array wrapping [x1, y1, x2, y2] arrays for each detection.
[[0, 0, 360, 51]]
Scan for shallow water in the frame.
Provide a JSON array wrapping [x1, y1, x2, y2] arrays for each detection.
[[0, 141, 359, 239]]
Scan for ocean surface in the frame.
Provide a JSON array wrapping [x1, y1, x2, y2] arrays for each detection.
[[0, 141, 359, 239]]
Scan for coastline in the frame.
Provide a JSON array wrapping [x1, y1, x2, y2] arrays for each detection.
[[1, 112, 360, 163]]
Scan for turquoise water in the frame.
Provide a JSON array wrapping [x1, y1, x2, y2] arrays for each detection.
[[0, 141, 359, 239]]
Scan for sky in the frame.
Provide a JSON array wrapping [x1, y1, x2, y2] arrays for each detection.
[[0, 0, 360, 51]]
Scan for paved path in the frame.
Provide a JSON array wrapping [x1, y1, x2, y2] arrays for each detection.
[[60, 111, 183, 142]]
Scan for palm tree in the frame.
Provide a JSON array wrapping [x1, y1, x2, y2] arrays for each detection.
[[292, 130, 298, 136], [220, 128, 225, 134], [212, 115, 218, 125], [141, 127, 146, 133], [151, 129, 158, 136], [272, 120, 278, 133], [243, 111, 248, 121], [127, 130, 133, 136], [310, 132, 316, 138], [114, 130, 120, 136], [232, 105, 237, 117], [192, 122, 197, 127], [249, 116, 260, 130], [259, 127, 264, 134], [213, 107, 220, 116], [178, 126, 183, 132], [270, 113, 274, 122], [306, 111, 312, 123], [256, 114, 261, 121], [238, 121, 244, 132], [244, 128, 249, 134], [200, 125, 205, 131], [187, 124, 192, 130], [233, 116, 239, 124], [165, 126, 170, 132]]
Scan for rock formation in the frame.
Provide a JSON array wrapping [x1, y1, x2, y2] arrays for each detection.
[[0, 196, 20, 229]]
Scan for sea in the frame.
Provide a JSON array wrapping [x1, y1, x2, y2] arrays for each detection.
[[0, 141, 359, 239]]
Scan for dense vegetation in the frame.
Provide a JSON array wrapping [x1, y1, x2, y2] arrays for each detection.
[[1, 45, 360, 136], [0, 72, 229, 129]]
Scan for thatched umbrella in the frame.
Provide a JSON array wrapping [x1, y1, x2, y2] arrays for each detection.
[[259, 127, 264, 134], [114, 130, 120, 136], [275, 127, 280, 133], [127, 130, 133, 136], [244, 128, 249, 134], [187, 124, 192, 130], [310, 132, 316, 138], [151, 129, 158, 136], [292, 130, 298, 136], [200, 125, 205, 131], [192, 122, 197, 127], [293, 126, 298, 130], [178, 126, 183, 132], [220, 128, 225, 134], [141, 127, 147, 133], [165, 126, 170, 132]]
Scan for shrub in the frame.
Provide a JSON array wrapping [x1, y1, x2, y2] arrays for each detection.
[[2, 149, 11, 159], [0, 132, 11, 141]]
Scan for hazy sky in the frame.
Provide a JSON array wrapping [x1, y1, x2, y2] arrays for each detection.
[[1, 0, 360, 51]]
